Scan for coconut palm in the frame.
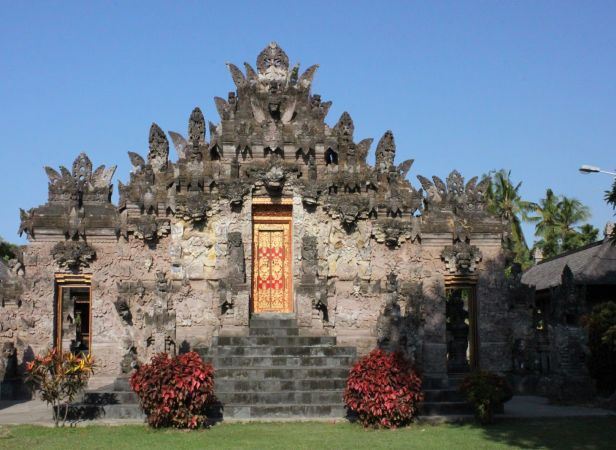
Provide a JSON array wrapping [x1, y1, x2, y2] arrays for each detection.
[[528, 189, 562, 258], [486, 170, 536, 268], [530, 189, 595, 257], [606, 179, 616, 243]]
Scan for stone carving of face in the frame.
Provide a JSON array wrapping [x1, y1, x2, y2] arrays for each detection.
[[340, 204, 360, 226], [264, 166, 285, 191], [257, 43, 290, 82]]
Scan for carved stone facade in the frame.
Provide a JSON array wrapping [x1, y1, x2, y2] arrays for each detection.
[[3, 44, 529, 389]]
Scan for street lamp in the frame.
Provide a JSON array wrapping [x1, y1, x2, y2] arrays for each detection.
[[579, 165, 616, 176]]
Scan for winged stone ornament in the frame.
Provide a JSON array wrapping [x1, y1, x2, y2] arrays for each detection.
[[417, 175, 442, 205], [128, 151, 146, 173], [226, 63, 247, 89], [397, 159, 414, 179], [168, 131, 188, 160], [432, 176, 448, 200], [356, 138, 373, 164], [244, 62, 258, 82], [298, 64, 319, 90], [44, 167, 62, 184]]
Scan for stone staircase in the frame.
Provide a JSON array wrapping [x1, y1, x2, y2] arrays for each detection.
[[421, 375, 473, 416], [195, 316, 357, 419], [67, 376, 144, 420], [67, 318, 476, 421]]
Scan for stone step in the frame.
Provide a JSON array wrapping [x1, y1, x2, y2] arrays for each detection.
[[215, 367, 349, 380], [419, 401, 473, 415], [83, 390, 139, 405], [199, 345, 356, 358], [446, 375, 467, 389], [214, 336, 337, 346], [422, 377, 448, 390], [209, 355, 355, 368], [215, 377, 347, 392], [113, 377, 131, 391], [218, 403, 346, 419], [423, 389, 465, 402], [249, 318, 298, 329], [248, 327, 300, 337], [215, 390, 343, 405], [66, 403, 145, 420]]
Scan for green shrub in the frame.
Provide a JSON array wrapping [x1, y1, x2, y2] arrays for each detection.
[[459, 371, 512, 424], [586, 301, 616, 393], [26, 349, 95, 427]]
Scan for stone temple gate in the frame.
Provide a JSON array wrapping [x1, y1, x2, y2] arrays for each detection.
[[1, 43, 527, 417]]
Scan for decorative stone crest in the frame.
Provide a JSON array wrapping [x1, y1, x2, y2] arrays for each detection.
[[51, 241, 96, 269], [441, 241, 482, 274], [148, 123, 169, 172], [372, 218, 420, 247], [133, 215, 170, 242], [326, 194, 370, 230], [375, 131, 396, 175], [188, 107, 205, 144], [417, 171, 491, 214]]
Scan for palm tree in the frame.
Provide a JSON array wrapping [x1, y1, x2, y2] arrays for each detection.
[[529, 189, 561, 258], [606, 179, 616, 243], [486, 170, 536, 268], [559, 197, 591, 252], [530, 190, 594, 257]]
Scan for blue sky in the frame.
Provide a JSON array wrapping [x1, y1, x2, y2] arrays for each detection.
[[1, 1, 615, 245]]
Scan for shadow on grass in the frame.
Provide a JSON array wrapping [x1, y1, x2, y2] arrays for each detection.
[[450, 417, 616, 450]]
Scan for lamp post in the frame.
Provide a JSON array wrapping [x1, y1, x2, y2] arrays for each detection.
[[579, 165, 616, 176]]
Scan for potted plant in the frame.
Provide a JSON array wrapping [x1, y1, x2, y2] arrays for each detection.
[[459, 371, 512, 424]]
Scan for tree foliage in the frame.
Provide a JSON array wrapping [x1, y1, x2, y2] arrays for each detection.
[[0, 236, 19, 262], [586, 302, 616, 393], [606, 179, 616, 244], [529, 189, 598, 259], [25, 349, 95, 427], [485, 170, 536, 269]]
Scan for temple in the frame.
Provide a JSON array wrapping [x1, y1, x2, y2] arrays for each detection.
[[1, 43, 589, 417]]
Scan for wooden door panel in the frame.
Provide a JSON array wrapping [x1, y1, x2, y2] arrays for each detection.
[[253, 222, 292, 313]]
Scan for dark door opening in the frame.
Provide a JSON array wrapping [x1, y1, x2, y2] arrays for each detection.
[[55, 275, 92, 355], [445, 285, 478, 373]]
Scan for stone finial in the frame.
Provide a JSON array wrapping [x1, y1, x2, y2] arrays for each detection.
[[375, 130, 396, 173], [148, 123, 169, 172], [604, 222, 614, 239], [72, 153, 93, 182], [533, 247, 544, 264], [256, 42, 289, 75], [335, 112, 354, 141], [188, 107, 205, 143]]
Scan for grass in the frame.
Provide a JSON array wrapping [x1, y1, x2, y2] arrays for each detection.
[[1, 418, 615, 450]]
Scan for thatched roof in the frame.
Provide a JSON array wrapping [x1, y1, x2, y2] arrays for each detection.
[[522, 239, 616, 291]]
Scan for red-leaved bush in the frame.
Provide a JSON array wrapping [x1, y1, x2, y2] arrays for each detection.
[[129, 351, 215, 428], [344, 349, 424, 428]]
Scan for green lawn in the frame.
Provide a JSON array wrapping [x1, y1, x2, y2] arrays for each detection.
[[1, 418, 615, 450]]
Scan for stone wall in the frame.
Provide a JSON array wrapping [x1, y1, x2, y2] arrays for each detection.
[[1, 43, 525, 384]]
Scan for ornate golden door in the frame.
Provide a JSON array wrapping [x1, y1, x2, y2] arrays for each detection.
[[252, 205, 293, 313]]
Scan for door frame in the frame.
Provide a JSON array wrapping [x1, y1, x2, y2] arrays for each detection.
[[251, 201, 293, 314], [54, 273, 93, 354], [444, 276, 479, 372]]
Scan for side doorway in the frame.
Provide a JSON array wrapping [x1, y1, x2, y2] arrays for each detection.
[[445, 283, 478, 373], [55, 274, 92, 355]]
